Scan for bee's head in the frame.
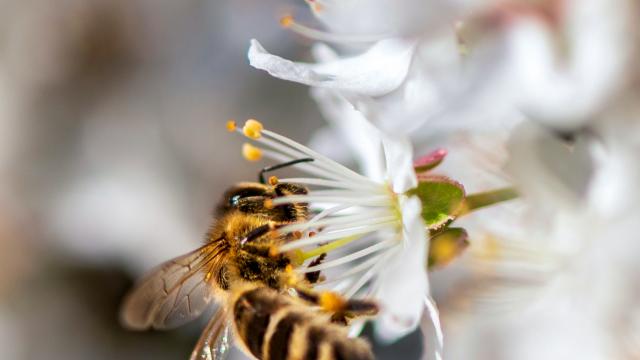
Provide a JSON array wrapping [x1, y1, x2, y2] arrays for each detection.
[[217, 181, 309, 222], [216, 182, 270, 216]]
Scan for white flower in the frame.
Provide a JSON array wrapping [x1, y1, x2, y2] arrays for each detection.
[[308, 87, 387, 179], [249, 38, 416, 97], [229, 119, 442, 348], [445, 98, 640, 359], [247, 22, 521, 138], [250, 0, 635, 140]]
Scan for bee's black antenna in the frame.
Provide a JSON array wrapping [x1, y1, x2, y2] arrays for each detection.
[[259, 158, 314, 184]]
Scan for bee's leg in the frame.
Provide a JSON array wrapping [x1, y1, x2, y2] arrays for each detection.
[[304, 253, 326, 284], [240, 222, 291, 247], [240, 223, 275, 246], [342, 298, 379, 317], [330, 313, 349, 326], [329, 297, 379, 325], [258, 158, 314, 184], [292, 287, 379, 324], [274, 182, 309, 196]]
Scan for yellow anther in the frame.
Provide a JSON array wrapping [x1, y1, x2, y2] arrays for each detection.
[[280, 15, 294, 28], [268, 176, 279, 186], [243, 119, 264, 139], [285, 264, 294, 273], [319, 291, 345, 313], [242, 143, 263, 162], [264, 198, 274, 209], [226, 120, 237, 132]]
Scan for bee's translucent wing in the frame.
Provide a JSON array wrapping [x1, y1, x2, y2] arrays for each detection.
[[120, 242, 223, 330], [190, 309, 233, 360]]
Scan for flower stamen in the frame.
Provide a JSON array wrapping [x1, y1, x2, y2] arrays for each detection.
[[279, 221, 395, 252], [243, 119, 263, 139], [296, 239, 396, 274], [242, 143, 262, 161], [226, 120, 237, 132], [277, 14, 389, 44], [298, 235, 361, 261]]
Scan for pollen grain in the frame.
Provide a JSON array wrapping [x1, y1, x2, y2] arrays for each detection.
[[243, 119, 264, 139], [280, 15, 294, 28], [242, 143, 263, 161]]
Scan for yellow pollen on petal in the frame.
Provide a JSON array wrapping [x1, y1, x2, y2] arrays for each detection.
[[242, 143, 263, 161], [243, 119, 264, 139], [226, 120, 237, 132], [285, 264, 294, 274], [319, 291, 345, 313], [280, 15, 294, 28], [268, 176, 279, 186]]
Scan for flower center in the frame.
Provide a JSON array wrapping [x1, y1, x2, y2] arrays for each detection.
[[229, 119, 411, 298]]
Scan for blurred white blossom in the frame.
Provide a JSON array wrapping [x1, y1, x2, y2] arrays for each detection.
[[247, 0, 640, 359]]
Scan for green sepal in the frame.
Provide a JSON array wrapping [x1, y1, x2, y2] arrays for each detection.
[[427, 227, 469, 270], [408, 174, 466, 229]]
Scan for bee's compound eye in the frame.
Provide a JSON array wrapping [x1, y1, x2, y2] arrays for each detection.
[[229, 194, 242, 206]]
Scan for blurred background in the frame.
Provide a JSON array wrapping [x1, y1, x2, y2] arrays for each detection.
[[0, 0, 333, 359]]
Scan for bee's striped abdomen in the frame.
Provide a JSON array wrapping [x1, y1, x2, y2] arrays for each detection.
[[267, 312, 302, 360], [232, 287, 373, 360]]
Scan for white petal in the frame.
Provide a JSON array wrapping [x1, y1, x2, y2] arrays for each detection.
[[311, 42, 339, 63], [382, 134, 417, 193], [374, 196, 427, 343], [519, 0, 632, 128], [420, 296, 444, 360], [506, 123, 592, 209], [248, 39, 416, 97], [310, 88, 386, 180]]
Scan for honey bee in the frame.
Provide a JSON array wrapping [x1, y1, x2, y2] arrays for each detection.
[[120, 160, 378, 360]]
